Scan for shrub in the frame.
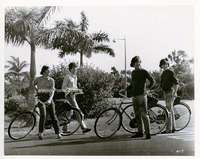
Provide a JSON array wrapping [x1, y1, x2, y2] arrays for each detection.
[[5, 95, 28, 116]]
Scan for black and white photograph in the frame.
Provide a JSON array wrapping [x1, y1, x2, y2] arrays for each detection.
[[2, 0, 200, 158]]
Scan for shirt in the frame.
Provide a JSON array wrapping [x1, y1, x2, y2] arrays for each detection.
[[34, 76, 55, 92], [62, 70, 78, 90], [131, 68, 154, 96], [160, 69, 178, 92]]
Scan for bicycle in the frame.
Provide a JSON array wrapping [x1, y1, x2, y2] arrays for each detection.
[[171, 95, 192, 131], [8, 89, 82, 140], [94, 89, 169, 139]]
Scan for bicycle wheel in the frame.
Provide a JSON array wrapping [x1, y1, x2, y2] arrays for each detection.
[[94, 108, 122, 139], [59, 107, 82, 136], [121, 105, 138, 133], [173, 102, 191, 131], [8, 112, 36, 140], [149, 104, 168, 135]]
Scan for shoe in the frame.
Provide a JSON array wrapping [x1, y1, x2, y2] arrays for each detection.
[[172, 129, 176, 133], [131, 133, 144, 138], [56, 133, 62, 139], [161, 130, 174, 134], [146, 134, 151, 139], [82, 128, 91, 133], [38, 133, 43, 140], [62, 130, 71, 134], [62, 126, 71, 134]]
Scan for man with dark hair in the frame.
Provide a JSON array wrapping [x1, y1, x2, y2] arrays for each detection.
[[159, 58, 178, 133], [34, 65, 61, 139], [62, 62, 91, 134], [130, 56, 155, 139]]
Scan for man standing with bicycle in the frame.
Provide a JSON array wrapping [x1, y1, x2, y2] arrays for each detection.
[[34, 65, 61, 140], [159, 58, 179, 133], [61, 62, 91, 134], [130, 56, 155, 139]]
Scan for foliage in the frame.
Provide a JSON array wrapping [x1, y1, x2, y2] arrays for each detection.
[[5, 95, 28, 115], [5, 56, 29, 97], [5, 7, 57, 92], [38, 11, 115, 66]]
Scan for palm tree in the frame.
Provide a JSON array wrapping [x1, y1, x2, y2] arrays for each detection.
[[38, 11, 115, 66], [5, 7, 56, 93], [5, 56, 29, 95]]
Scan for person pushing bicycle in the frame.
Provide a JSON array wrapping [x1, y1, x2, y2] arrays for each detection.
[[61, 62, 91, 134], [34, 65, 61, 140]]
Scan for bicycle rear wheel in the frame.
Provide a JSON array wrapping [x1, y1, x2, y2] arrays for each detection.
[[59, 107, 82, 136], [8, 112, 36, 140], [121, 105, 138, 133], [173, 102, 191, 131], [94, 108, 122, 139], [149, 104, 168, 135]]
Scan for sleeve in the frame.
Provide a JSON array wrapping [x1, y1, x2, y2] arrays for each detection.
[[145, 70, 155, 89], [171, 71, 178, 85], [50, 78, 55, 90], [33, 77, 38, 86]]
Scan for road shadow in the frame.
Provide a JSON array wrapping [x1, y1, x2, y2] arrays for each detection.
[[14, 133, 146, 149]]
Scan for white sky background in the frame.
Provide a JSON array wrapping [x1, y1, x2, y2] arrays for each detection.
[[4, 5, 194, 75]]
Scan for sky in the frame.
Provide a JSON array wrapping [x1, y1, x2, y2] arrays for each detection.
[[4, 5, 194, 75]]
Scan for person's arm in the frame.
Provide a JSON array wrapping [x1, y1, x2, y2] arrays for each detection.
[[47, 78, 55, 104], [171, 71, 179, 96], [33, 78, 38, 92]]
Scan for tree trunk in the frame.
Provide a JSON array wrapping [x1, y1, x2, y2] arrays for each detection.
[[28, 42, 36, 107], [80, 52, 83, 67]]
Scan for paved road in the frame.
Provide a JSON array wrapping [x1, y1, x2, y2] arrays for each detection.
[[4, 101, 194, 156]]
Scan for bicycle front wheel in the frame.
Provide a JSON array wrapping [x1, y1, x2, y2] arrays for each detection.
[[149, 104, 168, 135], [121, 105, 138, 133], [59, 107, 82, 136], [173, 102, 191, 131], [8, 112, 36, 140], [94, 108, 122, 139]]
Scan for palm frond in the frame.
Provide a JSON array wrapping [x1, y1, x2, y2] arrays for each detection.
[[37, 6, 57, 26], [92, 31, 109, 42], [79, 11, 88, 32], [93, 44, 115, 57]]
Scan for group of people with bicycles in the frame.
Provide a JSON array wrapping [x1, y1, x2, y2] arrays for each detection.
[[34, 54, 179, 140], [129, 56, 178, 139], [34, 63, 91, 140]]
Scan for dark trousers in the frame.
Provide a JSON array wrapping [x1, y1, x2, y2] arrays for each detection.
[[38, 93, 60, 134]]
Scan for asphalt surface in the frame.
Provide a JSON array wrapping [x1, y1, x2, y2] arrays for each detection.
[[4, 100, 194, 156]]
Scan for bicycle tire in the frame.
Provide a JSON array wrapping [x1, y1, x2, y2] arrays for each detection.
[[173, 102, 191, 131], [59, 107, 82, 136], [8, 111, 36, 140], [121, 104, 138, 133], [149, 104, 168, 135], [94, 108, 122, 139]]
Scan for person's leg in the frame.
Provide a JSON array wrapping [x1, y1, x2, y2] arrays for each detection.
[[66, 95, 89, 131], [48, 101, 60, 135], [139, 95, 151, 139], [38, 103, 46, 139], [164, 91, 173, 132], [132, 97, 143, 135]]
